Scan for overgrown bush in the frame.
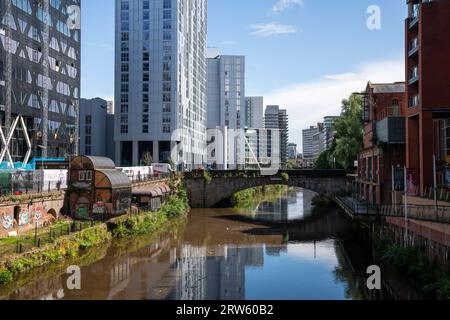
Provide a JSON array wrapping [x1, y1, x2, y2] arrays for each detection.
[[111, 191, 190, 238], [0, 269, 13, 284], [0, 225, 111, 285], [281, 172, 289, 183], [203, 170, 212, 184]]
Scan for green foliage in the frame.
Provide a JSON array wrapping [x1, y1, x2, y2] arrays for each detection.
[[286, 160, 298, 170], [311, 195, 331, 205], [203, 170, 212, 184], [315, 150, 333, 169], [111, 191, 190, 238], [0, 225, 111, 285], [0, 269, 13, 284], [378, 242, 450, 298], [383, 245, 433, 283], [281, 172, 289, 183], [332, 93, 364, 169], [232, 185, 288, 209]]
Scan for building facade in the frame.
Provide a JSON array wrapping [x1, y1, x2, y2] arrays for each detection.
[[114, 0, 207, 168], [245, 128, 280, 169], [356, 82, 406, 207], [323, 116, 339, 150], [302, 126, 319, 167], [312, 124, 324, 162], [245, 96, 264, 129], [265, 105, 288, 167], [80, 98, 115, 162], [287, 142, 297, 160], [207, 53, 245, 130], [405, 0, 450, 194], [0, 0, 81, 165]]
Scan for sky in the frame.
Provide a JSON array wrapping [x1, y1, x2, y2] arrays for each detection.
[[81, 0, 407, 148]]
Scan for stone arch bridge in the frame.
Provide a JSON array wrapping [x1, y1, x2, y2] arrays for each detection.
[[184, 170, 350, 208]]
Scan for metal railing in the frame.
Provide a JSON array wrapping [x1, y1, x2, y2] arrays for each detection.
[[184, 169, 348, 179], [0, 221, 96, 258], [128, 173, 172, 184], [336, 196, 450, 224]]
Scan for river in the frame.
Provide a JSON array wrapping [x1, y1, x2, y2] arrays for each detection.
[[2, 188, 413, 300]]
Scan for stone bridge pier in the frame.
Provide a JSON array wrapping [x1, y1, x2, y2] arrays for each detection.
[[184, 170, 349, 208]]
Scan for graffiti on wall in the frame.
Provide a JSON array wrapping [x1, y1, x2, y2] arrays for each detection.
[[2, 213, 14, 230], [19, 208, 30, 226]]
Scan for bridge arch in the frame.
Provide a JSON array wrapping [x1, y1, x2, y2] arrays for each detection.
[[184, 170, 349, 208]]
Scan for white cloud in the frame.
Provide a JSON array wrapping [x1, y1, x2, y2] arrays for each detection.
[[270, 0, 304, 15], [265, 58, 405, 149], [250, 22, 298, 37]]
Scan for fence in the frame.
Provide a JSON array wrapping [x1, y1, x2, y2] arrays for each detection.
[[127, 173, 172, 184], [0, 221, 97, 257], [336, 196, 450, 224], [0, 170, 66, 196]]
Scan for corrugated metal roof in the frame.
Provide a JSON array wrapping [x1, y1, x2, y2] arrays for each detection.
[[371, 82, 405, 94], [97, 169, 131, 189], [72, 156, 116, 170]]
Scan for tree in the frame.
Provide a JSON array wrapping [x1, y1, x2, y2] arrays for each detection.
[[286, 159, 298, 170], [332, 93, 364, 170], [315, 150, 333, 169]]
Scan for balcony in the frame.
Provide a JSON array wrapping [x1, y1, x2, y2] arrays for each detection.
[[409, 66, 419, 85], [409, 5, 420, 29], [408, 37, 419, 57], [409, 95, 420, 108], [376, 117, 405, 144]]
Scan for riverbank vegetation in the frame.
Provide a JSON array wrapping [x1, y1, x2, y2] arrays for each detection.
[[231, 185, 289, 210], [0, 224, 111, 285], [374, 236, 450, 299], [312, 195, 332, 206], [0, 181, 191, 286]]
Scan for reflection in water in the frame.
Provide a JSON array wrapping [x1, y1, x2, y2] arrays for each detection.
[[3, 188, 398, 300], [254, 189, 317, 222]]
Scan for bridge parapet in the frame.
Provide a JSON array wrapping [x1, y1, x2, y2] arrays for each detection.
[[185, 170, 349, 208]]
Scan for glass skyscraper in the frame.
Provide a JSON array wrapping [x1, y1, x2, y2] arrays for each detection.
[[0, 0, 81, 163], [114, 0, 207, 168]]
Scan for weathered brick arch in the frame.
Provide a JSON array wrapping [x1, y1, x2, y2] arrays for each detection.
[[185, 170, 349, 208]]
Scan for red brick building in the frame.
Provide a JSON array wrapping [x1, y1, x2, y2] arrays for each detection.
[[357, 82, 406, 207], [405, 0, 450, 194]]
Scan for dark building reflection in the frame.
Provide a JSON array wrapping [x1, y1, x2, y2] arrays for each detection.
[[255, 188, 316, 222], [172, 244, 265, 300]]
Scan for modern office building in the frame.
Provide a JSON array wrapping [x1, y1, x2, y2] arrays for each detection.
[[356, 82, 406, 206], [265, 105, 288, 167], [245, 128, 280, 169], [312, 124, 325, 161], [114, 0, 208, 167], [206, 51, 246, 168], [302, 126, 319, 164], [405, 0, 450, 193], [0, 0, 81, 165], [287, 142, 297, 159], [323, 116, 339, 150], [245, 96, 264, 129], [80, 98, 115, 162], [207, 52, 245, 130]]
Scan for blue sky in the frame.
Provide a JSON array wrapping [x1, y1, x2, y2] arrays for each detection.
[[81, 0, 407, 147]]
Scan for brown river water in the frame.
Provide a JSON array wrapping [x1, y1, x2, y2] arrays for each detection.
[[1, 188, 420, 300]]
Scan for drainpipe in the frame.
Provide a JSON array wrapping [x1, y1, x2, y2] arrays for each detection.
[[404, 166, 408, 246]]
